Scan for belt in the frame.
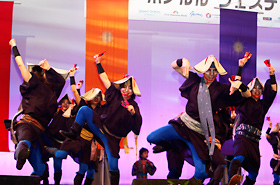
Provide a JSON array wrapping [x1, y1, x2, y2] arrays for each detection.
[[103, 125, 122, 139], [236, 123, 261, 142]]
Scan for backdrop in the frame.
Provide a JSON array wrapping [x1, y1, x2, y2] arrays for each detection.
[[0, 1, 13, 152], [1, 1, 279, 184]]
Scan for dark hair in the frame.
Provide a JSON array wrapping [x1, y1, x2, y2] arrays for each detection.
[[85, 92, 103, 107], [120, 78, 136, 100], [31, 66, 55, 88], [58, 95, 71, 105], [139, 147, 148, 159]]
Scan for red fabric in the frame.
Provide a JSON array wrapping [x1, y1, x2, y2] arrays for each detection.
[[0, 1, 14, 151]]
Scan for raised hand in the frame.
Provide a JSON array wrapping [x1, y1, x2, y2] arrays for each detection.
[[9, 39, 16, 47], [228, 78, 242, 95], [77, 80, 84, 89], [181, 58, 192, 78], [121, 100, 135, 115], [269, 65, 275, 75], [238, 52, 252, 67], [40, 59, 51, 71]]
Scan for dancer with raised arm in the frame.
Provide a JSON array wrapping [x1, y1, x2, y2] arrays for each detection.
[[147, 55, 251, 185], [228, 59, 277, 185], [60, 53, 142, 185], [9, 39, 65, 183]]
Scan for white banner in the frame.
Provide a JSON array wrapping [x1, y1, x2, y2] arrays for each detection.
[[129, 0, 280, 28]]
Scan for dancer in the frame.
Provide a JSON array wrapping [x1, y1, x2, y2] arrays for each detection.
[[166, 106, 235, 180], [9, 39, 65, 182], [266, 118, 280, 185], [132, 147, 156, 179], [46, 83, 105, 185], [59, 53, 142, 185], [44, 93, 73, 185], [147, 55, 251, 185], [45, 66, 83, 185], [228, 60, 277, 185]]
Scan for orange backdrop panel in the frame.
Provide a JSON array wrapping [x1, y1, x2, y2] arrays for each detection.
[[86, 0, 129, 93]]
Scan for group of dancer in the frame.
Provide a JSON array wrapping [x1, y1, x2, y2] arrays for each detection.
[[9, 36, 277, 185], [147, 53, 277, 185], [9, 38, 142, 185]]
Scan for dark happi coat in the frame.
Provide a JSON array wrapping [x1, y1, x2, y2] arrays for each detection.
[[16, 69, 65, 144], [170, 72, 243, 167], [97, 82, 142, 158], [233, 79, 277, 173], [60, 99, 104, 165]]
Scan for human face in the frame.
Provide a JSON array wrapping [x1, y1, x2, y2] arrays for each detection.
[[204, 68, 218, 84], [251, 85, 262, 99], [141, 151, 148, 160], [121, 83, 133, 100], [90, 94, 102, 105], [61, 99, 70, 111]]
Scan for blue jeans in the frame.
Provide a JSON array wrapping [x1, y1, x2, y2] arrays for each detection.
[[233, 156, 258, 181], [76, 106, 118, 171], [147, 124, 208, 180], [28, 140, 46, 176]]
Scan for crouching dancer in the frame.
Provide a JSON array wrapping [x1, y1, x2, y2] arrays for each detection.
[[147, 55, 251, 185]]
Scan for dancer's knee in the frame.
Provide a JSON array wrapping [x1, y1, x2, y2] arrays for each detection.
[[76, 106, 92, 124], [55, 150, 68, 159], [147, 133, 156, 143], [233, 156, 245, 163]]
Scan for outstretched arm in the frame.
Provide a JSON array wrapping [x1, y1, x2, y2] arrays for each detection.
[[228, 78, 251, 98], [9, 39, 32, 82], [171, 58, 192, 79], [266, 120, 272, 140], [94, 55, 111, 89], [269, 65, 277, 91], [235, 52, 251, 81], [69, 67, 82, 105]]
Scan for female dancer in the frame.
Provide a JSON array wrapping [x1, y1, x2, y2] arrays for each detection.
[[46, 66, 105, 185], [60, 54, 142, 185], [228, 61, 277, 185], [9, 39, 65, 182]]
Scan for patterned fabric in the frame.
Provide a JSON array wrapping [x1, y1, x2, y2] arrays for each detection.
[[180, 112, 203, 135], [197, 77, 215, 156], [236, 123, 261, 142], [132, 159, 156, 179]]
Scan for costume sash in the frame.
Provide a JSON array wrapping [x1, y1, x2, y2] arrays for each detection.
[[180, 112, 204, 135], [197, 77, 215, 156]]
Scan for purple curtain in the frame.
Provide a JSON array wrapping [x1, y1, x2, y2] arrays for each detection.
[[219, 9, 257, 85]]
